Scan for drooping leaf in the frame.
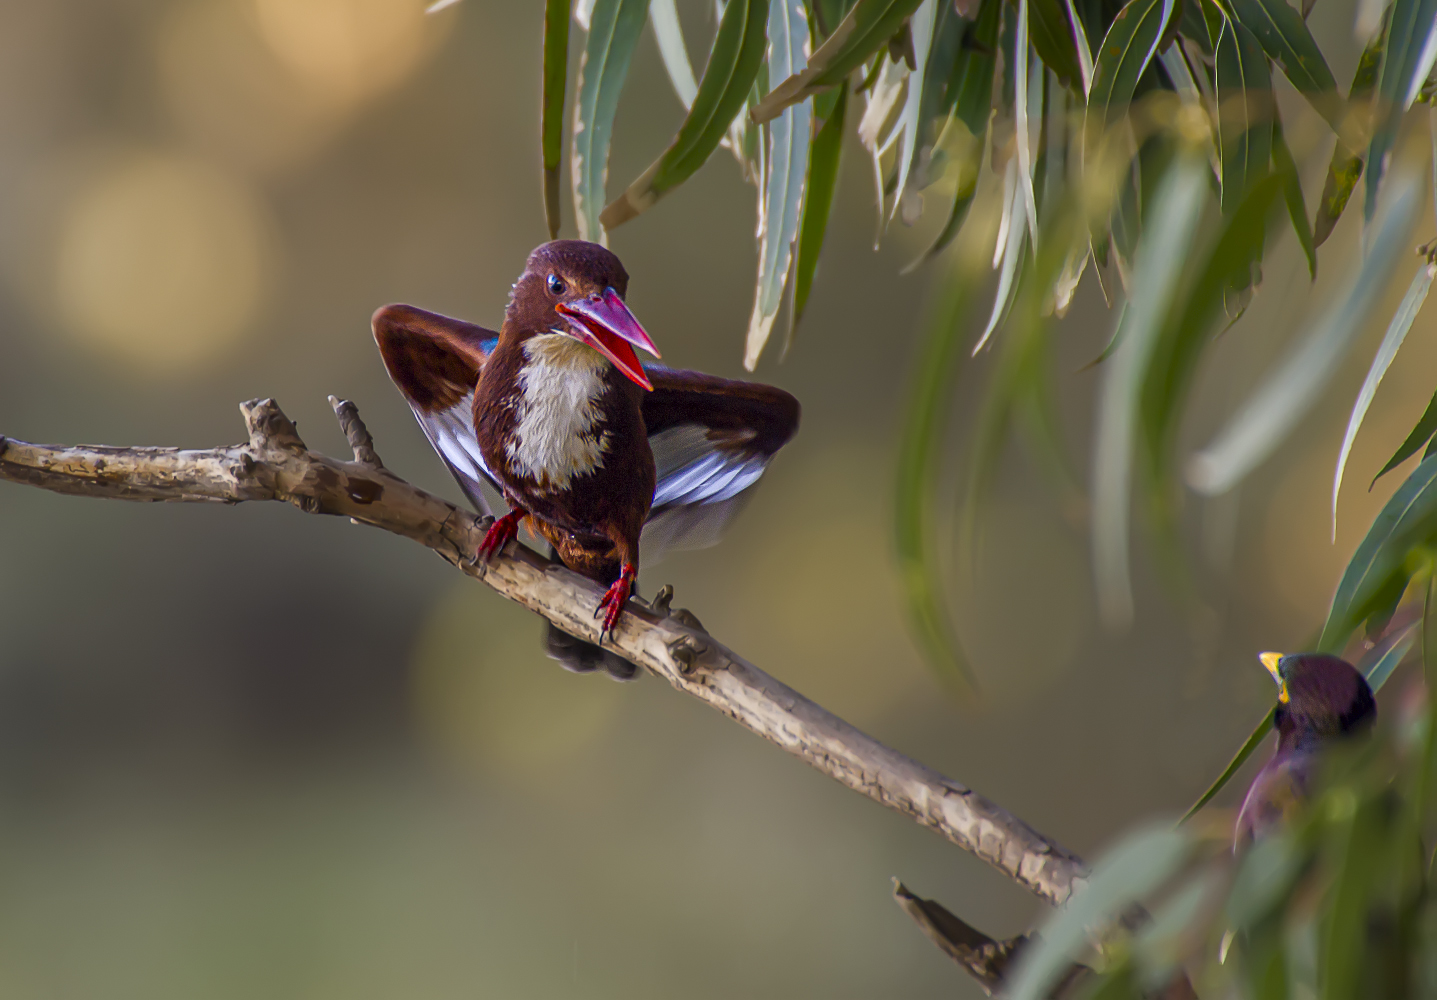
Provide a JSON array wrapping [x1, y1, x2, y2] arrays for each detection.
[[600, 0, 768, 228], [1272, 117, 1316, 279], [791, 83, 847, 335], [1063, 0, 1096, 90], [897, 0, 969, 217], [1319, 451, 1437, 652], [1373, 388, 1437, 486], [1030, 0, 1086, 87], [1086, 0, 1176, 135], [1187, 166, 1422, 497], [1228, 0, 1340, 131], [903, 120, 984, 268], [1015, 4, 1042, 246], [894, 266, 979, 695], [1091, 154, 1209, 628], [889, 0, 940, 221], [1321, 793, 1391, 1000], [1362, 616, 1420, 691], [1313, 25, 1385, 248], [649, 0, 698, 109], [542, 0, 570, 239], [751, 0, 927, 122], [1140, 176, 1285, 530], [1181, 707, 1275, 821], [974, 158, 1028, 353], [745, 0, 812, 370], [1332, 263, 1437, 533], [1007, 823, 1194, 1000], [1364, 0, 1437, 226], [1214, 14, 1274, 213], [952, 0, 1002, 135], [571, 0, 650, 244]]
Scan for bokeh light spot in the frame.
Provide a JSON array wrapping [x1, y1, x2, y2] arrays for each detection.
[[253, 0, 437, 107], [52, 152, 273, 371]]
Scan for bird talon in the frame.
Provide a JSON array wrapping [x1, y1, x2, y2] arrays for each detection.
[[477, 508, 525, 562], [594, 564, 636, 642]]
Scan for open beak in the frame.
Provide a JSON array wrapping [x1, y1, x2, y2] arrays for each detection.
[[1259, 651, 1290, 703], [556, 287, 660, 391]]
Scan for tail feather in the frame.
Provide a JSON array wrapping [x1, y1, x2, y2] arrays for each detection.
[[543, 621, 638, 681]]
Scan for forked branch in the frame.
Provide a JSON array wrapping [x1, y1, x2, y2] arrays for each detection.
[[0, 397, 1089, 915]]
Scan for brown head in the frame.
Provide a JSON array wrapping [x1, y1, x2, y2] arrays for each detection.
[[1260, 652, 1376, 754], [502, 240, 660, 390]]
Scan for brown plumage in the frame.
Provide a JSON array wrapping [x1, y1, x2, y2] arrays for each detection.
[[373, 240, 799, 677], [1234, 652, 1376, 848]]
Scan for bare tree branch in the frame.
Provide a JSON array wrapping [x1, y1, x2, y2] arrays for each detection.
[[0, 397, 1089, 907]]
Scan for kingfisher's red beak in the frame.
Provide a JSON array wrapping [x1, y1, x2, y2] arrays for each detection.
[[556, 287, 660, 391]]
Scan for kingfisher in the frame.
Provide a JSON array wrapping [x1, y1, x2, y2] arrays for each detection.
[[1234, 651, 1376, 847], [373, 240, 800, 679]]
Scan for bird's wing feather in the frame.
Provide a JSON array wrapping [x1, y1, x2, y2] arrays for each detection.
[[372, 304, 502, 515], [640, 367, 800, 555]]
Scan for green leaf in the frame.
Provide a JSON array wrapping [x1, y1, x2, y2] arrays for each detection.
[[751, 0, 926, 122], [1319, 450, 1437, 652], [1181, 707, 1275, 821], [889, 0, 940, 223], [1313, 26, 1385, 248], [1364, 0, 1437, 226], [1187, 166, 1423, 497], [1214, 14, 1274, 213], [894, 266, 980, 696], [1140, 175, 1285, 535], [897, 0, 969, 215], [1030, 0, 1085, 87], [571, 0, 650, 243], [1092, 153, 1210, 628], [974, 158, 1029, 353], [1322, 793, 1391, 1000], [1332, 263, 1437, 534], [1086, 0, 1176, 134], [745, 0, 813, 370], [1361, 616, 1419, 691], [1272, 117, 1316, 279], [1225, 832, 1306, 928], [1006, 822, 1194, 1000], [542, 0, 570, 239], [902, 125, 983, 268], [1014, 4, 1043, 246], [952, 0, 1002, 136], [1373, 388, 1437, 486], [649, 0, 698, 109], [791, 83, 846, 335], [1228, 0, 1340, 131], [601, 0, 768, 228]]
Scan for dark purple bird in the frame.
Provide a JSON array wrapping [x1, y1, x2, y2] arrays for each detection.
[[373, 240, 800, 678], [1234, 651, 1376, 848]]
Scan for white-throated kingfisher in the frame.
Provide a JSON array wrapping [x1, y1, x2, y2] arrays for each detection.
[[373, 240, 800, 678]]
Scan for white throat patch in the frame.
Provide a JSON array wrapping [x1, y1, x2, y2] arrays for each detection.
[[506, 333, 610, 491]]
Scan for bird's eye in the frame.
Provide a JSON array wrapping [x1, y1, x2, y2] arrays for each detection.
[[547, 274, 565, 296]]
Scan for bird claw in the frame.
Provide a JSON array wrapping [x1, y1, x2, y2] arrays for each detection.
[[595, 564, 637, 641], [477, 509, 525, 562]]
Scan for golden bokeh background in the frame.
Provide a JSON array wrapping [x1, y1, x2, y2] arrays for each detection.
[[0, 0, 1433, 996]]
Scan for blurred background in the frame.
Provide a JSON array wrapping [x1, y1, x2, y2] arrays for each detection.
[[0, 1, 1433, 996]]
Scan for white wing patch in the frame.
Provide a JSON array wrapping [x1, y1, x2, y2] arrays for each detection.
[[507, 333, 611, 492], [409, 392, 499, 516], [643, 422, 771, 558]]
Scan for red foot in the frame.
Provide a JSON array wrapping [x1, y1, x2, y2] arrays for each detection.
[[595, 563, 637, 639], [477, 508, 526, 562]]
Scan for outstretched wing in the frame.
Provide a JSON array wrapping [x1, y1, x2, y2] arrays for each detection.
[[372, 304, 501, 515], [640, 367, 800, 555]]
